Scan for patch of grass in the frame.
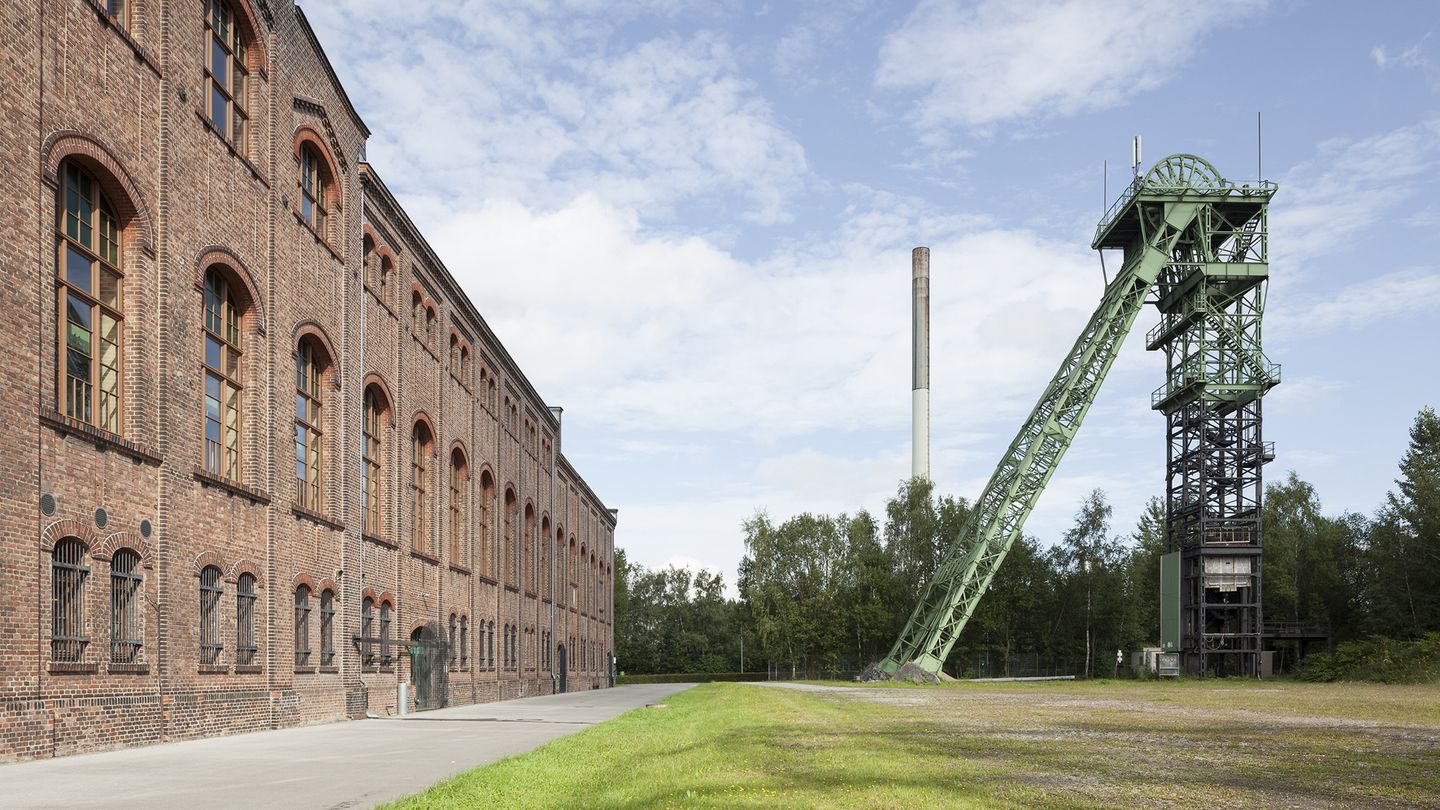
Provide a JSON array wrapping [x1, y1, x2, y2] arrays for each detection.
[[385, 680, 1440, 809]]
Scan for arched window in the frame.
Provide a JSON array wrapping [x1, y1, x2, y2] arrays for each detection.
[[449, 334, 459, 373], [379, 599, 393, 666], [411, 290, 423, 335], [487, 621, 495, 670], [362, 385, 388, 536], [448, 613, 458, 668], [295, 339, 325, 511], [110, 549, 142, 664], [236, 573, 257, 666], [199, 565, 223, 665], [412, 421, 434, 554], [449, 449, 469, 566], [460, 616, 469, 670], [203, 268, 243, 480], [320, 588, 335, 667], [57, 162, 124, 432], [524, 504, 536, 593], [297, 143, 330, 234], [360, 596, 375, 667], [479, 470, 495, 576], [503, 489, 518, 584], [425, 306, 437, 349], [52, 539, 89, 662], [540, 517, 550, 597], [205, 0, 249, 149], [294, 585, 311, 667]]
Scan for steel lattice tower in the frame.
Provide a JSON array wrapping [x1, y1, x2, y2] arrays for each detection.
[[876, 154, 1278, 679], [1145, 157, 1278, 677]]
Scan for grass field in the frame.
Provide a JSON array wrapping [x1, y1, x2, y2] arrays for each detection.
[[384, 679, 1440, 808]]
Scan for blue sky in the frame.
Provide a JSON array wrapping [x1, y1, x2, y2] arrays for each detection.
[[307, 0, 1440, 587]]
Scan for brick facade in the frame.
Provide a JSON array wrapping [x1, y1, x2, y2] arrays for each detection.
[[0, 0, 616, 763]]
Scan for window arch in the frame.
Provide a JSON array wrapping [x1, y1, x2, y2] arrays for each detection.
[[199, 565, 223, 665], [205, 0, 251, 150], [57, 161, 124, 433], [295, 338, 329, 511], [110, 549, 142, 664], [203, 267, 244, 480], [52, 538, 89, 662], [362, 384, 391, 537], [412, 420, 435, 554], [425, 305, 437, 349], [294, 585, 312, 667], [449, 447, 469, 566], [237, 573, 257, 666]]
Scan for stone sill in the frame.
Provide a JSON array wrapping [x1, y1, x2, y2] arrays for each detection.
[[292, 504, 345, 532], [364, 532, 398, 549], [194, 468, 271, 505], [41, 411, 161, 466], [49, 662, 98, 675], [108, 663, 149, 675], [235, 664, 263, 675], [198, 665, 229, 675], [410, 548, 440, 565]]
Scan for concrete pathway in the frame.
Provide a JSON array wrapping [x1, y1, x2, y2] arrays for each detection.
[[0, 684, 694, 809]]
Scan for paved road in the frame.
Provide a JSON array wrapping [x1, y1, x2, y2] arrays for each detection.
[[0, 684, 694, 809]]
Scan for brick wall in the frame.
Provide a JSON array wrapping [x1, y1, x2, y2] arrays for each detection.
[[0, 0, 616, 763]]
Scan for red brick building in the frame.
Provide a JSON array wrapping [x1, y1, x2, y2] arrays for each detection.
[[0, 0, 616, 762]]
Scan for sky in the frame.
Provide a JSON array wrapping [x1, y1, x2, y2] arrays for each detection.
[[306, 0, 1440, 588]]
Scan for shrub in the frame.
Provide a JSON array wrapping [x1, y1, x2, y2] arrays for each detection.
[[1298, 633, 1440, 683]]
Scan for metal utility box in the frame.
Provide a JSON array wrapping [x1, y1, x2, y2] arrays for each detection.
[[1160, 551, 1181, 652], [1157, 652, 1181, 678]]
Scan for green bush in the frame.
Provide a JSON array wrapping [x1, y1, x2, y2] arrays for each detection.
[[1298, 633, 1440, 683], [616, 672, 769, 685]]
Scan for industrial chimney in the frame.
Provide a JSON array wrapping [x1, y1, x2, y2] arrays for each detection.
[[912, 247, 930, 481]]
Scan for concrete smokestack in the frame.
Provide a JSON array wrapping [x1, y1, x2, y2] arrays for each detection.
[[912, 247, 930, 481]]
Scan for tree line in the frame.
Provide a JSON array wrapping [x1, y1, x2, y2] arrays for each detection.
[[613, 406, 1440, 678]]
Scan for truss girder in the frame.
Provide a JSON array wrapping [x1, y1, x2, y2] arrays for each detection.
[[878, 155, 1278, 678]]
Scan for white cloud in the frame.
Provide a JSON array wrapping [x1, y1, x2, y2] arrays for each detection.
[[305, 2, 807, 226], [1272, 119, 1440, 267], [1272, 270, 1440, 335], [422, 194, 1103, 442], [875, 0, 1266, 133], [1372, 42, 1440, 89]]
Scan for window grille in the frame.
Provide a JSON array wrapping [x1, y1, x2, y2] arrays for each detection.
[[361, 597, 375, 667], [110, 549, 141, 663], [379, 601, 392, 666], [294, 585, 311, 667], [51, 539, 89, 662], [320, 589, 335, 666], [236, 573, 257, 665], [448, 614, 458, 667], [199, 565, 223, 664]]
